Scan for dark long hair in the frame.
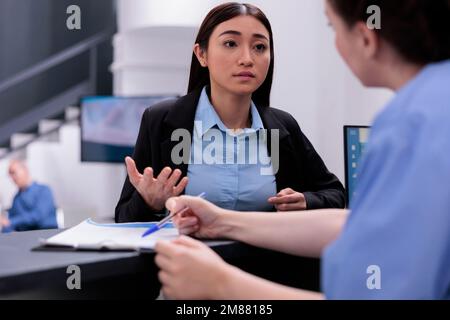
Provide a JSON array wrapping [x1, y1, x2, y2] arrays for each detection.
[[187, 2, 274, 107], [327, 0, 450, 64]]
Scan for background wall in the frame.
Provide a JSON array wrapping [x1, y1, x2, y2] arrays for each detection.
[[0, 0, 115, 133]]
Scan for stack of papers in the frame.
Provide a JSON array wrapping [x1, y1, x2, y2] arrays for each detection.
[[41, 219, 179, 251]]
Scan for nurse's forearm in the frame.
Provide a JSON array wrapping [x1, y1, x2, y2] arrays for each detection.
[[218, 209, 348, 258], [218, 263, 324, 300]]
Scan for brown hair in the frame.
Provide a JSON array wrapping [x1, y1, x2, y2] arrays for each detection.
[[327, 0, 450, 64], [187, 2, 274, 107]]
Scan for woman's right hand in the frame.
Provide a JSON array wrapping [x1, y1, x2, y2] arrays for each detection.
[[125, 157, 188, 211]]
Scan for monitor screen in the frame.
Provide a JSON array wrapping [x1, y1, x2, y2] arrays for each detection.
[[81, 96, 177, 163], [344, 125, 371, 206]]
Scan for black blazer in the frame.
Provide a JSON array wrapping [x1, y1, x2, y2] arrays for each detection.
[[115, 88, 345, 222]]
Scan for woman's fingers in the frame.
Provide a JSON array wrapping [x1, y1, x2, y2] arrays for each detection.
[[177, 216, 199, 228], [125, 157, 142, 186], [142, 167, 154, 186], [155, 252, 174, 273], [278, 188, 295, 196], [173, 214, 199, 233], [166, 198, 179, 213], [158, 270, 171, 286], [155, 240, 178, 258], [166, 196, 214, 225], [269, 194, 301, 204], [267, 196, 280, 204], [269, 190, 307, 211], [157, 167, 172, 184], [178, 220, 200, 235], [275, 202, 303, 211], [282, 193, 302, 203], [172, 208, 195, 226], [166, 169, 182, 189], [179, 225, 200, 235], [173, 177, 189, 195], [172, 235, 204, 248], [268, 188, 297, 203]]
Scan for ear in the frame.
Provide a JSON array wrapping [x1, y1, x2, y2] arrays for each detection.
[[193, 44, 208, 67], [354, 21, 379, 59]]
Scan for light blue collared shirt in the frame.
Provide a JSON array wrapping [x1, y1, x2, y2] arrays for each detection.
[[185, 87, 276, 211], [323, 60, 450, 299]]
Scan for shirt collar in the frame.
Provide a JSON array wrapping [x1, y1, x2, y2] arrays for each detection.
[[19, 181, 36, 193], [194, 87, 264, 138]]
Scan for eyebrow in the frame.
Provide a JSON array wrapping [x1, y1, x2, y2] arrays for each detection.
[[218, 30, 269, 41]]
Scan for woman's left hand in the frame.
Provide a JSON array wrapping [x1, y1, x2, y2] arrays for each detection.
[[268, 188, 307, 211], [154, 235, 232, 300]]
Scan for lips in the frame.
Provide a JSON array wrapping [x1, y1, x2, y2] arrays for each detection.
[[234, 71, 255, 78]]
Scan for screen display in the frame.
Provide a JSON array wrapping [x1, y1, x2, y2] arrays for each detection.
[[81, 96, 176, 163], [344, 126, 370, 205]]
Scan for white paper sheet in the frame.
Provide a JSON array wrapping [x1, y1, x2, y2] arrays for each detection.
[[41, 219, 179, 251]]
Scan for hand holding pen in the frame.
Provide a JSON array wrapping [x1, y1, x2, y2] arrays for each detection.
[[142, 192, 206, 237]]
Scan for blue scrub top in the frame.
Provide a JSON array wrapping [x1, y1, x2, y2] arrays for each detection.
[[323, 60, 450, 299]]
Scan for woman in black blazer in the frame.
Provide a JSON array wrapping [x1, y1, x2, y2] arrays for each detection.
[[115, 3, 345, 223]]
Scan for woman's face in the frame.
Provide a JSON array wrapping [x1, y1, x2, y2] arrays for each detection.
[[196, 15, 271, 97], [325, 0, 377, 86]]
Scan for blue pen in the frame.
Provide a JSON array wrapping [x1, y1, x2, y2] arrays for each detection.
[[141, 192, 206, 237]]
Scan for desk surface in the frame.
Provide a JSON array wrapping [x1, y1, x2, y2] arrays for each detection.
[[0, 229, 320, 299], [0, 229, 237, 297]]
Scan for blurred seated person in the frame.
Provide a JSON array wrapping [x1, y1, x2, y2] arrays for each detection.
[[0, 160, 57, 233]]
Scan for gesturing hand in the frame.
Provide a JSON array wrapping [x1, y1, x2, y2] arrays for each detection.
[[125, 157, 188, 211]]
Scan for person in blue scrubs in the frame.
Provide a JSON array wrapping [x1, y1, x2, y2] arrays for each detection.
[[153, 0, 450, 299], [0, 160, 57, 233]]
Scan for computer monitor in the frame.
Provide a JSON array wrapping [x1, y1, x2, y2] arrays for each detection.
[[81, 95, 177, 163], [344, 125, 371, 206]]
